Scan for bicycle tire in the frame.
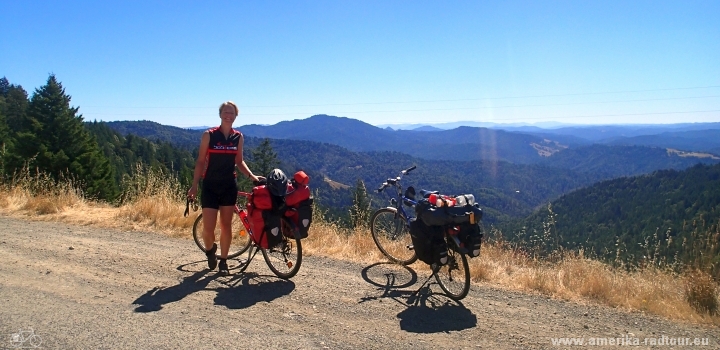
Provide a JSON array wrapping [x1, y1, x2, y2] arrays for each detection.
[[262, 218, 302, 279], [370, 208, 417, 265], [434, 248, 470, 301], [193, 213, 252, 259], [28, 335, 42, 348]]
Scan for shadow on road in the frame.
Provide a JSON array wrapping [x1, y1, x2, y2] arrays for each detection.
[[133, 267, 218, 313], [214, 271, 295, 309], [361, 262, 418, 289], [133, 260, 295, 312], [359, 262, 477, 333], [398, 288, 477, 333]]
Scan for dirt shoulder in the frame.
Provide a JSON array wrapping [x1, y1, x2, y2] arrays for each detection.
[[1, 215, 718, 349]]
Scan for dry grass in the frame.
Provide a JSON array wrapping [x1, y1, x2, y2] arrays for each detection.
[[1, 168, 719, 326]]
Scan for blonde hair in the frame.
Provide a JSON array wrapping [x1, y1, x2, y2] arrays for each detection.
[[219, 101, 239, 116]]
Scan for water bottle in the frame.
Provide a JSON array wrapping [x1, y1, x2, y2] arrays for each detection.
[[428, 193, 437, 206], [465, 194, 475, 206]]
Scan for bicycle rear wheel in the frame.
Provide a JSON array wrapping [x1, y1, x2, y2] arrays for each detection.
[[262, 218, 302, 279], [370, 208, 417, 265], [193, 213, 252, 259], [433, 248, 470, 301]]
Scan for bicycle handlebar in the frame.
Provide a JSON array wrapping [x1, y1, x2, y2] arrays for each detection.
[[401, 165, 416, 175], [377, 165, 416, 193]]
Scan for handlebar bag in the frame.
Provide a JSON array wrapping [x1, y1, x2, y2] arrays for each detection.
[[409, 218, 448, 266]]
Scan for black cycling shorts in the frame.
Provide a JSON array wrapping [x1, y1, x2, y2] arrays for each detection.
[[201, 179, 238, 209]]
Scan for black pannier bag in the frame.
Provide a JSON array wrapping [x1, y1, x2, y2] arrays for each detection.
[[457, 222, 483, 258], [262, 210, 284, 249], [285, 170, 313, 239], [263, 170, 289, 249], [416, 198, 483, 227], [295, 197, 313, 239], [409, 218, 448, 266]]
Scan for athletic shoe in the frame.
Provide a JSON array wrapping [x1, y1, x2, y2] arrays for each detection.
[[206, 243, 218, 270], [218, 259, 229, 275]]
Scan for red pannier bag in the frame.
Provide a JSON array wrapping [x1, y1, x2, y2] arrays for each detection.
[[286, 183, 310, 206], [247, 185, 281, 248], [252, 185, 272, 210], [285, 174, 313, 239]]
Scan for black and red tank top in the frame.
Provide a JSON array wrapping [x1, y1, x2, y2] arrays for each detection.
[[203, 127, 242, 181]]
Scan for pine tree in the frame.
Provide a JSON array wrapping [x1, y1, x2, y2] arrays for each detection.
[[0, 77, 9, 96], [0, 94, 10, 177], [18, 75, 118, 200], [0, 77, 8, 173], [3, 82, 29, 131], [0, 78, 29, 174], [250, 138, 280, 177], [350, 179, 372, 228]]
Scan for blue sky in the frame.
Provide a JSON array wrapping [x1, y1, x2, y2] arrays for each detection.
[[2, 1, 719, 128]]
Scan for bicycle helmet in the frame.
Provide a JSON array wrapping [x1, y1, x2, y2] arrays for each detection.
[[266, 168, 289, 197]]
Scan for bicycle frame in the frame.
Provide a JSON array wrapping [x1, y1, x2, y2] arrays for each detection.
[[377, 166, 418, 226], [236, 191, 253, 235]]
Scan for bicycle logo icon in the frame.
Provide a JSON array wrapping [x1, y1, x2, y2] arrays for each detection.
[[9, 328, 42, 348]]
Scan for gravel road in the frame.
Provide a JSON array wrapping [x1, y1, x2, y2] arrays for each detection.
[[1, 216, 718, 349]]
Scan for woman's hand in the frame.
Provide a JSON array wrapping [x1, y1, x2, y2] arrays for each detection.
[[252, 176, 265, 186], [187, 185, 198, 200]]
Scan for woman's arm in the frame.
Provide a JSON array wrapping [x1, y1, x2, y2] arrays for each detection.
[[187, 131, 210, 199], [236, 133, 260, 183]]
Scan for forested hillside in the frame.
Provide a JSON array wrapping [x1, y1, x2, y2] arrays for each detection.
[[604, 129, 720, 155], [539, 144, 720, 179], [1, 76, 117, 199], [98, 117, 719, 225], [85, 122, 196, 190], [0, 76, 196, 202], [515, 163, 720, 269], [263, 138, 596, 222], [104, 121, 203, 152]]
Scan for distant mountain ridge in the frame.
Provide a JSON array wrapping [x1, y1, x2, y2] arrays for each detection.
[[240, 114, 566, 163], [103, 118, 720, 224], [603, 129, 720, 154], [104, 117, 720, 178]]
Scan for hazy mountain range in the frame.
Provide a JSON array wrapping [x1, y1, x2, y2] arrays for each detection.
[[104, 115, 720, 222]]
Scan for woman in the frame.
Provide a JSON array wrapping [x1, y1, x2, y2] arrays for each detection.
[[187, 101, 260, 274]]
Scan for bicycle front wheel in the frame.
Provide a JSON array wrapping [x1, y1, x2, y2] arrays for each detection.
[[434, 248, 470, 301], [193, 213, 252, 259], [370, 208, 417, 265], [262, 218, 302, 279]]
